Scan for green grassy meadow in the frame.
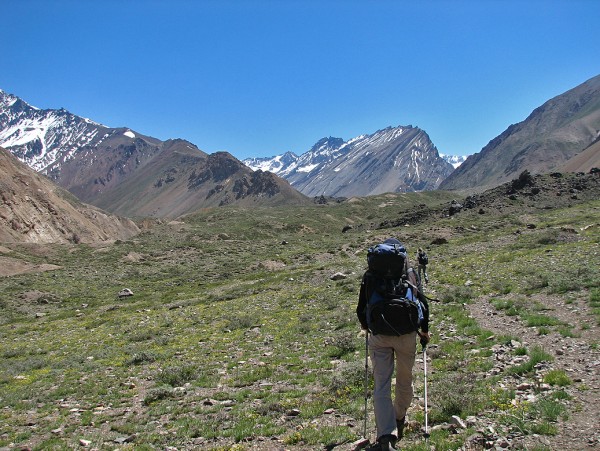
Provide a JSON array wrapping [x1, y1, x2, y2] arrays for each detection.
[[1, 186, 598, 450]]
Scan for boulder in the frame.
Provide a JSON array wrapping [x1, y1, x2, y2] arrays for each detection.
[[118, 288, 134, 298]]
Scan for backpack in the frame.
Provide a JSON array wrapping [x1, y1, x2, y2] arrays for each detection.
[[418, 252, 429, 265], [365, 242, 424, 335]]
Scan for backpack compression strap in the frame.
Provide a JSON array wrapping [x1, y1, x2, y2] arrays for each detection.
[[405, 279, 441, 303]]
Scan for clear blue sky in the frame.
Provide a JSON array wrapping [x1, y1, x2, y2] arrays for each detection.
[[2, 0, 599, 159]]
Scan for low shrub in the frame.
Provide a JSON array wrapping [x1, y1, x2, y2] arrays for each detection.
[[156, 364, 197, 387], [127, 351, 158, 366], [143, 387, 175, 405], [442, 285, 475, 303], [330, 360, 366, 393], [429, 372, 484, 423], [327, 332, 357, 358]]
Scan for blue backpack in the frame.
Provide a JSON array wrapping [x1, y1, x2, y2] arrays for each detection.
[[365, 242, 424, 335]]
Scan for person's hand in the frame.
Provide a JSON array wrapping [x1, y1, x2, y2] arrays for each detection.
[[419, 332, 430, 348]]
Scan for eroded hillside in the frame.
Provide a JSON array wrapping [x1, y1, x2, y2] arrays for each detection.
[[0, 147, 139, 245]]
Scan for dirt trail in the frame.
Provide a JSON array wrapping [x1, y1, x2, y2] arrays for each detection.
[[468, 293, 600, 450]]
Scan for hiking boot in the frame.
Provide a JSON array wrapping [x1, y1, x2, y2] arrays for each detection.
[[377, 434, 397, 451], [396, 416, 406, 439]]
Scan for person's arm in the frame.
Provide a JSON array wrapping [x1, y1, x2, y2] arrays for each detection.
[[356, 274, 368, 330]]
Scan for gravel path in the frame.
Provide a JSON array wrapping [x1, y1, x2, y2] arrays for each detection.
[[468, 292, 600, 450]]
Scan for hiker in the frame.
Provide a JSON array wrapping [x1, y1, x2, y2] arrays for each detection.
[[357, 238, 430, 451], [417, 248, 429, 283]]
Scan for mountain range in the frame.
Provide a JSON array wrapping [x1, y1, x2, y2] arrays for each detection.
[[0, 90, 308, 218], [0, 87, 461, 208], [1, 72, 599, 222], [243, 126, 457, 197]]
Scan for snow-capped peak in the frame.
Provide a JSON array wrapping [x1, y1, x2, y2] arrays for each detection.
[[0, 90, 108, 172], [439, 153, 467, 168]]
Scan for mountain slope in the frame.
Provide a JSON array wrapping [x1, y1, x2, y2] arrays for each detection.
[[561, 139, 600, 173], [0, 90, 309, 217], [245, 126, 455, 197], [0, 146, 139, 244], [440, 73, 600, 190], [93, 142, 308, 218]]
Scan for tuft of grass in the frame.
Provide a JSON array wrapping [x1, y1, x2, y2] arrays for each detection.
[[537, 326, 551, 335], [491, 297, 527, 316], [514, 346, 528, 356], [530, 421, 558, 435], [551, 390, 572, 401], [543, 369, 572, 387], [557, 325, 579, 338], [534, 397, 568, 422], [498, 394, 565, 438], [522, 313, 563, 328], [510, 346, 554, 375]]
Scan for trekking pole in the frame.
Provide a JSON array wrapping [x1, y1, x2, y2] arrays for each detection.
[[363, 331, 369, 441], [421, 336, 430, 440]]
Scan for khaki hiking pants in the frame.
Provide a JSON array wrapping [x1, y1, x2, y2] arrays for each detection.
[[369, 332, 417, 439], [418, 263, 428, 283]]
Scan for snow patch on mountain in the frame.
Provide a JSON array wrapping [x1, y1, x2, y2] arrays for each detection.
[[297, 163, 319, 173], [0, 90, 19, 109], [243, 151, 299, 175], [440, 153, 467, 168]]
